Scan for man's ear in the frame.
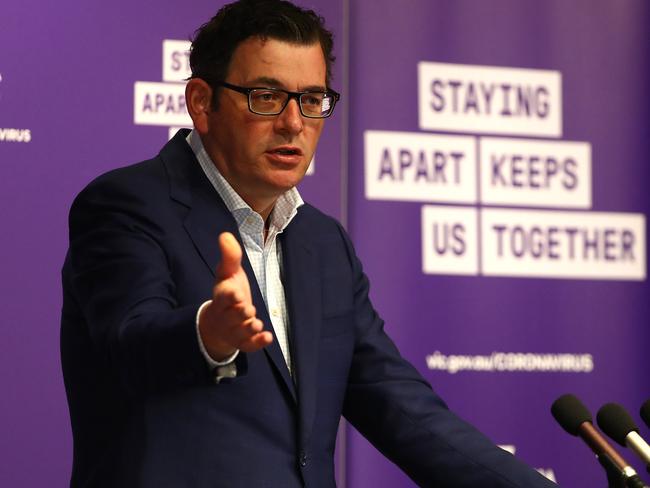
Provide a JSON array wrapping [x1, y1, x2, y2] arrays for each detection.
[[185, 78, 214, 134]]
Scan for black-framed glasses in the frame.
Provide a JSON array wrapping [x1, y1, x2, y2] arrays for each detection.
[[216, 81, 340, 118]]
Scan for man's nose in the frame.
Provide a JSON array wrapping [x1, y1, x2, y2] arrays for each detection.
[[275, 98, 304, 135]]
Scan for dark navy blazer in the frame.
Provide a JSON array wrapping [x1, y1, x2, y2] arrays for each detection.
[[61, 130, 557, 487]]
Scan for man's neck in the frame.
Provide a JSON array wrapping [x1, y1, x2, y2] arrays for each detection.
[[246, 196, 276, 223]]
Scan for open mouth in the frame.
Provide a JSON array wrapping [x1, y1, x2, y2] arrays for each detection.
[[269, 147, 302, 156]]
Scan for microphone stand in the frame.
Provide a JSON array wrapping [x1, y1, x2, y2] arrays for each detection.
[[598, 454, 627, 488], [598, 454, 650, 488]]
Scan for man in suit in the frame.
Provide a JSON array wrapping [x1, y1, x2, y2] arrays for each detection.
[[61, 0, 558, 486]]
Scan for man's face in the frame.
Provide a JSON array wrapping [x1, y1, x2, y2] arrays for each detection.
[[202, 37, 327, 213]]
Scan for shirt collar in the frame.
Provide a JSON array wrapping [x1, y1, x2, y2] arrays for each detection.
[[186, 129, 303, 233]]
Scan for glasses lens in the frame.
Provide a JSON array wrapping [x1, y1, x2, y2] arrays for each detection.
[[249, 89, 287, 115], [300, 92, 333, 117]]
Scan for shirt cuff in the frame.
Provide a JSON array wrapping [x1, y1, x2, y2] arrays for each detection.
[[195, 300, 240, 368]]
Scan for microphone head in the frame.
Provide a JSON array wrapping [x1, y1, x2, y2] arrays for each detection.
[[641, 399, 650, 429], [551, 394, 592, 436], [596, 403, 638, 446]]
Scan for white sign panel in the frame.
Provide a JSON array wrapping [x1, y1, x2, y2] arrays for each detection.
[[480, 137, 591, 208], [481, 208, 646, 280], [422, 205, 479, 275], [365, 130, 477, 203], [418, 62, 562, 137], [162, 40, 192, 82], [134, 81, 191, 126]]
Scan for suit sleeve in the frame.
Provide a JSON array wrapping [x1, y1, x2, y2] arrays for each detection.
[[65, 176, 213, 397], [337, 225, 558, 488]]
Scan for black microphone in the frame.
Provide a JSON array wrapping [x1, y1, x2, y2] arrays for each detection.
[[598, 403, 650, 472], [641, 400, 650, 430], [551, 394, 649, 488]]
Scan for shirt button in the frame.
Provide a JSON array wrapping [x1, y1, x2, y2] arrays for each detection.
[[271, 308, 280, 317], [299, 451, 307, 467]]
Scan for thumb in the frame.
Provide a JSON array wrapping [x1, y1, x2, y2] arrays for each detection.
[[217, 232, 242, 280]]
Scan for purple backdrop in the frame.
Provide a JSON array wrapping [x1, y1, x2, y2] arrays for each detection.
[[0, 1, 343, 486], [346, 1, 649, 487], [1, 0, 649, 487]]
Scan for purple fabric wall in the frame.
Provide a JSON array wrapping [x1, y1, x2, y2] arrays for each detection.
[[1, 1, 648, 487], [346, 1, 649, 486], [0, 1, 343, 485]]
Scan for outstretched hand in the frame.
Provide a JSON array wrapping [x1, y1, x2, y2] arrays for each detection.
[[198, 232, 273, 361]]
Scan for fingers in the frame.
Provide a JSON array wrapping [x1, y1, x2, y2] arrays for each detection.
[[226, 316, 263, 343], [221, 318, 273, 353], [239, 330, 274, 353], [217, 232, 242, 280], [219, 303, 257, 329], [212, 279, 247, 310], [199, 301, 272, 360]]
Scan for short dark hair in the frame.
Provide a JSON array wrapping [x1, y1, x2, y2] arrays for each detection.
[[189, 0, 335, 106]]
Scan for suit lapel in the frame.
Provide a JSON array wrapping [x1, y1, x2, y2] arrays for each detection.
[[281, 216, 321, 446], [162, 131, 296, 401]]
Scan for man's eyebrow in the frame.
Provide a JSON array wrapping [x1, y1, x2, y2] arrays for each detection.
[[248, 76, 327, 92], [248, 76, 283, 87]]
